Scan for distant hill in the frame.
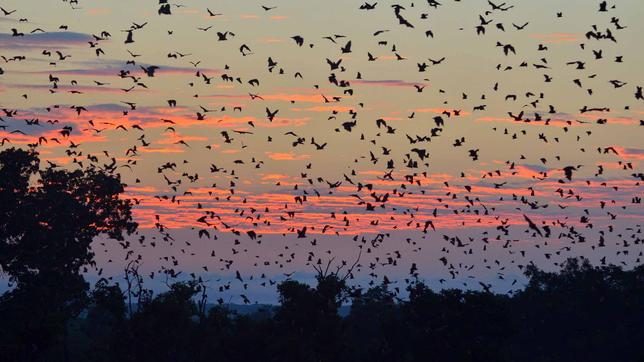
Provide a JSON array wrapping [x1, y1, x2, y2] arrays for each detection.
[[206, 303, 351, 317]]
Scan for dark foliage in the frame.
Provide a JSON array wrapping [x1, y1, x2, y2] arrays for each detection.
[[0, 148, 137, 361], [1, 148, 643, 362], [3, 260, 640, 362]]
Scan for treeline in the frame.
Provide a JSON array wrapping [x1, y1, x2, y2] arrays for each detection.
[[1, 258, 644, 362]]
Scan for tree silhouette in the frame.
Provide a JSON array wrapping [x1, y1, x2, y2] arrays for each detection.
[[344, 284, 402, 361], [272, 260, 350, 362], [128, 281, 200, 361], [0, 147, 137, 360], [79, 278, 129, 361], [510, 258, 644, 362], [272, 276, 345, 361]]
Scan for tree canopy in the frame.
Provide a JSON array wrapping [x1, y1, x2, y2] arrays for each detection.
[[0, 147, 137, 360]]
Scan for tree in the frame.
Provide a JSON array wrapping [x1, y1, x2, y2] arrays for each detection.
[[0, 147, 137, 360], [402, 283, 510, 361], [511, 258, 644, 362], [273, 274, 349, 361], [128, 281, 200, 361], [344, 284, 402, 361], [63, 278, 130, 362]]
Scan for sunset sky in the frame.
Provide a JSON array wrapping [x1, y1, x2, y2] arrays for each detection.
[[1, 0, 642, 302]]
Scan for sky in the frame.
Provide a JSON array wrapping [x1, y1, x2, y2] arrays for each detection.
[[0, 0, 642, 303]]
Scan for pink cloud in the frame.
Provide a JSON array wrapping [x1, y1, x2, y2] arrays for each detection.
[[265, 151, 311, 161]]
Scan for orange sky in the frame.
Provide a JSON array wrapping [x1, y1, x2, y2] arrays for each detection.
[[0, 0, 642, 302]]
